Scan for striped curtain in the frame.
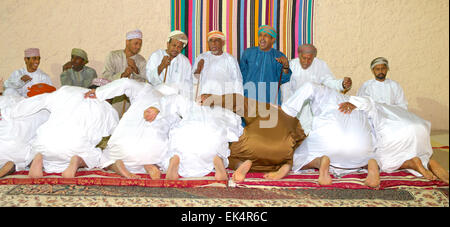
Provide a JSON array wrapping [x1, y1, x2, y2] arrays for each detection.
[[171, 0, 314, 64]]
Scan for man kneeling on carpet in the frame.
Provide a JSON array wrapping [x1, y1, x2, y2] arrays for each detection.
[[143, 90, 243, 181], [282, 82, 379, 188], [338, 95, 449, 184], [0, 84, 53, 178], [84, 78, 180, 179], [11, 81, 119, 178], [199, 93, 307, 183]]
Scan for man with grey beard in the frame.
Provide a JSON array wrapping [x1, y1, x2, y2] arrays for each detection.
[[192, 31, 243, 99], [357, 57, 408, 109]]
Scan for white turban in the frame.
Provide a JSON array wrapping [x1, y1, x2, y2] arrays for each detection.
[[167, 30, 188, 48], [370, 57, 389, 70], [126, 29, 143, 40]]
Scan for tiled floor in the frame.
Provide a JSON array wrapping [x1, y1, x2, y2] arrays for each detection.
[[430, 130, 449, 171]]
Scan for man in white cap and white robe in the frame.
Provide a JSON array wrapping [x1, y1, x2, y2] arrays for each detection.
[[84, 78, 180, 179], [12, 84, 119, 179], [339, 96, 449, 184], [102, 29, 147, 117], [146, 30, 193, 99], [280, 44, 352, 135], [3, 48, 53, 98], [357, 57, 408, 109], [192, 31, 243, 100], [282, 82, 379, 188]]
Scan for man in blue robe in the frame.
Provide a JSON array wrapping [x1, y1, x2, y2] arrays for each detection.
[[239, 25, 291, 106]]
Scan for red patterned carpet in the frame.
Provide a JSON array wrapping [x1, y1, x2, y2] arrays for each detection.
[[1, 169, 447, 190]]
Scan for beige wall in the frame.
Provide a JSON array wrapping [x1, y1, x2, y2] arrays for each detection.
[[1, 0, 448, 130], [314, 0, 449, 130]]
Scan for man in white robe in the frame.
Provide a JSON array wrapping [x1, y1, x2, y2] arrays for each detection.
[[102, 29, 147, 117], [0, 87, 51, 178], [192, 31, 243, 99], [339, 96, 449, 184], [145, 92, 243, 181], [84, 78, 180, 179], [146, 30, 193, 99], [282, 82, 379, 187], [281, 44, 352, 135], [12, 85, 119, 178], [3, 48, 53, 98], [357, 57, 408, 109]]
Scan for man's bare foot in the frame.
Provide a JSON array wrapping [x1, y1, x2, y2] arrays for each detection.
[[166, 155, 180, 180], [213, 156, 228, 181], [264, 164, 291, 180], [232, 160, 252, 183], [29, 153, 44, 178], [0, 161, 16, 178], [402, 157, 436, 181], [109, 160, 141, 179], [364, 159, 380, 188], [428, 159, 449, 184], [144, 164, 161, 180], [61, 155, 87, 178], [318, 156, 332, 185]]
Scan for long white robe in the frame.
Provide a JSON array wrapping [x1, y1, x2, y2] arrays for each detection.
[[281, 58, 344, 135], [96, 78, 180, 173], [282, 82, 375, 176], [0, 93, 49, 171], [357, 78, 408, 109], [3, 68, 53, 97], [192, 51, 244, 97], [157, 94, 243, 178], [11, 86, 119, 173], [349, 96, 432, 176], [146, 49, 193, 99]]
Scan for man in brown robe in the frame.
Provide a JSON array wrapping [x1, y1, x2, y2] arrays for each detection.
[[200, 93, 306, 183]]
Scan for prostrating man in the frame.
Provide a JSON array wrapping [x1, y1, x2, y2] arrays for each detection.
[[3, 48, 53, 98], [239, 25, 291, 105], [339, 96, 449, 184], [0, 84, 53, 178], [146, 30, 193, 99], [60, 48, 97, 88], [192, 30, 243, 99], [281, 44, 352, 134], [102, 29, 147, 116], [12, 85, 119, 178], [282, 82, 379, 188], [199, 93, 306, 183], [84, 78, 179, 179], [144, 92, 243, 181], [357, 57, 408, 109]]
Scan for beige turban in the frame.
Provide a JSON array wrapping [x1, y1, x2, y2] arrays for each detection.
[[167, 30, 188, 48], [207, 30, 226, 41], [126, 29, 143, 40], [370, 57, 389, 70], [24, 48, 40, 58], [71, 48, 88, 63]]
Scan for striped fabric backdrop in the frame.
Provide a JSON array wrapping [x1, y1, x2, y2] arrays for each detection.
[[171, 0, 314, 64]]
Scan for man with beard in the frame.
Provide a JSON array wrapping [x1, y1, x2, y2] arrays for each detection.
[[60, 48, 97, 88], [102, 29, 147, 117], [357, 57, 408, 109], [192, 31, 243, 99], [146, 30, 193, 99]]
